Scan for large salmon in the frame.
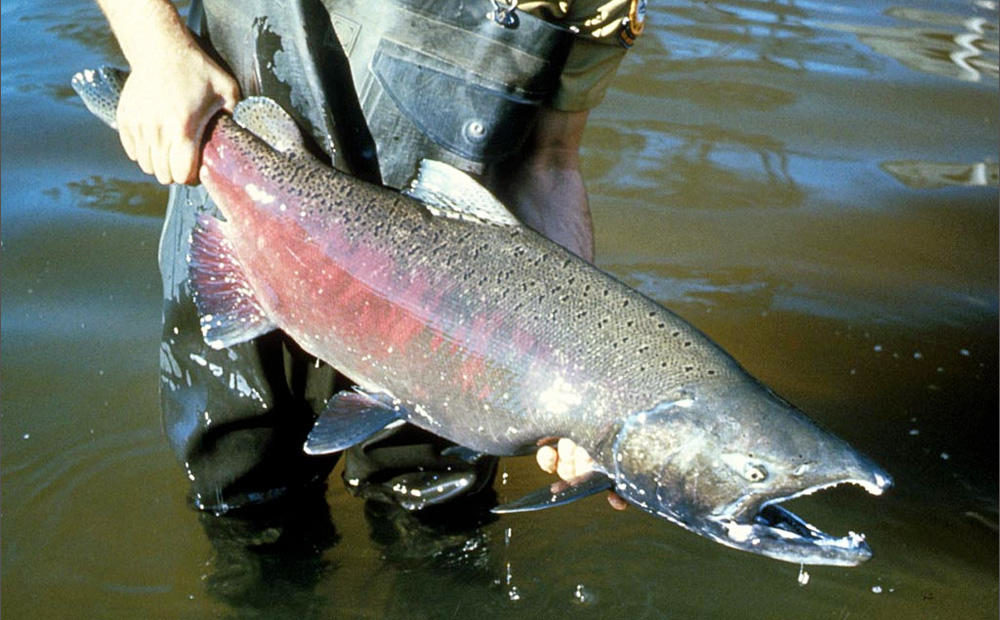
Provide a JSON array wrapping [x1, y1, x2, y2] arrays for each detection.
[[73, 67, 891, 566]]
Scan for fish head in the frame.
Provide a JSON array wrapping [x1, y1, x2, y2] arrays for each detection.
[[606, 381, 892, 566]]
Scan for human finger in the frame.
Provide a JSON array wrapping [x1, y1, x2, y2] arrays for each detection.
[[556, 438, 578, 481], [607, 492, 628, 511], [536, 445, 558, 474], [118, 123, 137, 163], [152, 132, 173, 185], [168, 135, 199, 185], [134, 135, 155, 177], [572, 443, 595, 477]]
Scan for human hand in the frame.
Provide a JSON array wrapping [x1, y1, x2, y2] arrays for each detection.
[[536, 438, 627, 510], [116, 42, 239, 185]]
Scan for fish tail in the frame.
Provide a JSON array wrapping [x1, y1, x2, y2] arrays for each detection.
[[71, 66, 128, 129]]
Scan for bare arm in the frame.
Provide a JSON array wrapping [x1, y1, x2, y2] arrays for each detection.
[[96, 0, 239, 184], [485, 107, 594, 262]]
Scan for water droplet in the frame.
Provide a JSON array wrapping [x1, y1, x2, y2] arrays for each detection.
[[940, 452, 950, 460], [573, 583, 596, 604], [909, 429, 920, 436], [873, 345, 882, 352], [797, 565, 810, 586], [959, 348, 971, 356]]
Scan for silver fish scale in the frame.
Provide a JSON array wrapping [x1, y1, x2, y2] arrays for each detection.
[[212, 116, 744, 452]]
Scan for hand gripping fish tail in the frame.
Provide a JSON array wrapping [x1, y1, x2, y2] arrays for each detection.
[[73, 65, 892, 567]]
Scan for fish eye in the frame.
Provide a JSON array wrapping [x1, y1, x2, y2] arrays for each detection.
[[744, 464, 768, 482]]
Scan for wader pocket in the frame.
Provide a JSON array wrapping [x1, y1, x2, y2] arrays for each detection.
[[372, 40, 540, 164]]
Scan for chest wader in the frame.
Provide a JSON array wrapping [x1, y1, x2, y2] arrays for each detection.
[[159, 0, 573, 514]]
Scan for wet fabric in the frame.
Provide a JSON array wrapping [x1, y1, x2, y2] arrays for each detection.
[[518, 0, 644, 110], [160, 0, 630, 514]]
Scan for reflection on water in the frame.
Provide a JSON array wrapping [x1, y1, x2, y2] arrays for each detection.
[[197, 492, 339, 617], [45, 175, 168, 218], [2, 0, 997, 617], [18, 5, 125, 67], [829, 5, 999, 83], [654, 0, 881, 75], [586, 120, 805, 210], [882, 159, 1000, 188]]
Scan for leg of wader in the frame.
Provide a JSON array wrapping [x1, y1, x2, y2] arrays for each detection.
[[342, 426, 499, 510], [158, 183, 341, 513]]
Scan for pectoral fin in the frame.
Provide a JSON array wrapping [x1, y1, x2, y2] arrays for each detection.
[[304, 390, 406, 454], [492, 471, 613, 514], [188, 214, 277, 349]]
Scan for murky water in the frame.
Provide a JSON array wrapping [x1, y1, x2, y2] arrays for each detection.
[[2, 0, 997, 617]]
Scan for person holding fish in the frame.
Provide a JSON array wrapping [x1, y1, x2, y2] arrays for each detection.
[[93, 0, 642, 516]]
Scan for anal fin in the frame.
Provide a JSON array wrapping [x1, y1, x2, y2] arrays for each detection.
[[492, 470, 613, 514], [304, 390, 406, 454], [188, 214, 277, 349]]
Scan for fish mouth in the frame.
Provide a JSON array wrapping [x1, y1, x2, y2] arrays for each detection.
[[705, 476, 892, 566]]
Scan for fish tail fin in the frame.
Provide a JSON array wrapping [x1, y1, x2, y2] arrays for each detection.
[[71, 66, 128, 129]]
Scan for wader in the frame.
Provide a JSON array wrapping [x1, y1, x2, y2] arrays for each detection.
[[159, 0, 574, 514]]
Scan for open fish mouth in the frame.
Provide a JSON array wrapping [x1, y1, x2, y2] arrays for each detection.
[[707, 476, 891, 566]]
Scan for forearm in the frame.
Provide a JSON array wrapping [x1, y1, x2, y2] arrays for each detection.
[[94, 0, 239, 185], [96, 0, 196, 70], [486, 107, 595, 262], [502, 155, 594, 263]]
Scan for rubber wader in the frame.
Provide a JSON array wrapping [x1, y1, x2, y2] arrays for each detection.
[[159, 0, 573, 513]]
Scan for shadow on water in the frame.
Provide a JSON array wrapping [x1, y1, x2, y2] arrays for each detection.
[[44, 176, 169, 218], [196, 491, 340, 619]]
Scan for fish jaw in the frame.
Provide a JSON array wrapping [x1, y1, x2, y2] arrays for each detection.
[[606, 382, 892, 566], [695, 476, 889, 566]]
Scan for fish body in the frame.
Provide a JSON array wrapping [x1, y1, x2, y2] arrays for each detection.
[[73, 67, 891, 566]]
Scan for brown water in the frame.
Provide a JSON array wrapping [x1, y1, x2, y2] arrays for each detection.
[[2, 1, 997, 618]]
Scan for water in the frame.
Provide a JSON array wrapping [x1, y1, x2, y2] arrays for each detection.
[[2, 0, 996, 617]]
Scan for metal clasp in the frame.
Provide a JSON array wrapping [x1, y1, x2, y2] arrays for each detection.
[[489, 0, 520, 28]]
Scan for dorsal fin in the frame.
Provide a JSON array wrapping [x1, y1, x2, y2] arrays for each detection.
[[233, 97, 308, 157], [403, 159, 521, 227]]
